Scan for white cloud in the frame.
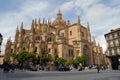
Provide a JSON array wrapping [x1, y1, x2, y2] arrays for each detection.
[[59, 1, 74, 12], [0, 0, 49, 54], [75, 0, 100, 9], [20, 0, 49, 18], [96, 34, 107, 52], [85, 4, 110, 23]]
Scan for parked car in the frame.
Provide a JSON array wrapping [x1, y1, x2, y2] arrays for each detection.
[[58, 64, 71, 71], [27, 66, 37, 71]]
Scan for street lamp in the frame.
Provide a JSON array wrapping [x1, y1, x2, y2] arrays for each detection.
[[0, 33, 3, 54]]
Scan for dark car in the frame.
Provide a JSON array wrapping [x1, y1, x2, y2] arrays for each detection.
[[27, 66, 37, 71], [58, 64, 71, 71], [64, 66, 71, 71]]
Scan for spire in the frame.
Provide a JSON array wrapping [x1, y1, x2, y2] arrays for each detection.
[[20, 22, 23, 33], [37, 18, 41, 32], [57, 9, 62, 19], [31, 19, 35, 32], [93, 37, 96, 45], [87, 22, 91, 42], [77, 16, 80, 25], [38, 18, 40, 25], [15, 26, 19, 34], [20, 22, 23, 29], [15, 26, 19, 42], [48, 19, 51, 25], [34, 18, 37, 27], [87, 22, 90, 31], [31, 19, 34, 28], [67, 20, 70, 25]]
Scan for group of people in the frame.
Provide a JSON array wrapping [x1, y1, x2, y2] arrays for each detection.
[[2, 61, 15, 73], [78, 64, 110, 73], [97, 64, 110, 73]]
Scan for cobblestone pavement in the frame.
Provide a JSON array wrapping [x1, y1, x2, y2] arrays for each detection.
[[0, 69, 120, 80]]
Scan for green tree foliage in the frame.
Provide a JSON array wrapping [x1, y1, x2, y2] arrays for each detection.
[[11, 53, 17, 60], [72, 55, 86, 67], [66, 60, 73, 66], [11, 50, 36, 64], [54, 57, 66, 65], [46, 54, 53, 62], [40, 54, 53, 65]]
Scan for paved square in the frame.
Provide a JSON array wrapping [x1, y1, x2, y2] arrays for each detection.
[[0, 69, 120, 80]]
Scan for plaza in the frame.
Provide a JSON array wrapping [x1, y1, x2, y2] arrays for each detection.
[[0, 69, 120, 80]]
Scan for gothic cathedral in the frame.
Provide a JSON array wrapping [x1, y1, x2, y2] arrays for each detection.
[[5, 10, 106, 66]]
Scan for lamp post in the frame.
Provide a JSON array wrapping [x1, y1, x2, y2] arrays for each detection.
[[0, 33, 3, 54]]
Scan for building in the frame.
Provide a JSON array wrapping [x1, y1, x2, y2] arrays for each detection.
[[4, 10, 106, 66], [104, 28, 120, 69]]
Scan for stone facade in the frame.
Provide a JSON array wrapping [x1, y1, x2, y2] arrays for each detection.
[[104, 28, 120, 69], [5, 10, 106, 66]]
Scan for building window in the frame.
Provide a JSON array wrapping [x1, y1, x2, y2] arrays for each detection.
[[109, 49, 112, 56], [35, 36, 40, 40], [81, 32, 84, 37], [70, 31, 72, 36], [68, 49, 73, 56], [110, 41, 113, 47], [113, 41, 116, 47], [118, 39, 120, 46], [117, 31, 120, 37], [23, 47, 25, 50], [61, 33, 64, 37], [47, 37, 52, 42], [108, 42, 110, 48], [34, 47, 37, 53], [107, 35, 109, 40], [48, 48, 51, 53], [112, 33, 114, 38], [11, 49, 13, 53]]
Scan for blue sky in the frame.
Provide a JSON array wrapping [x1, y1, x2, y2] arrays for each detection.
[[0, 0, 120, 54]]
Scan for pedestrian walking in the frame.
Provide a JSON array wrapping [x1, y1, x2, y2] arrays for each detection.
[[97, 65, 100, 73]]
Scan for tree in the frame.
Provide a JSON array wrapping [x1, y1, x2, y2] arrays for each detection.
[[40, 54, 53, 66], [72, 55, 86, 68], [11, 53, 17, 60], [54, 57, 66, 65], [46, 54, 53, 62], [66, 60, 73, 66], [11, 50, 36, 64]]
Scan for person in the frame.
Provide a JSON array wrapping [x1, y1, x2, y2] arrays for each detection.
[[3, 61, 10, 73], [97, 65, 100, 73], [10, 63, 15, 72]]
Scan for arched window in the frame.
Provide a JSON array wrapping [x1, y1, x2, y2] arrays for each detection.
[[82, 32, 84, 37], [70, 31, 72, 36], [47, 37, 52, 42], [48, 48, 51, 53]]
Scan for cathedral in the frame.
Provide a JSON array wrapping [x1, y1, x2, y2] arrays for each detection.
[[4, 10, 107, 66]]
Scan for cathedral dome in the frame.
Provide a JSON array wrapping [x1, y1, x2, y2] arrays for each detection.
[[52, 10, 66, 27]]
